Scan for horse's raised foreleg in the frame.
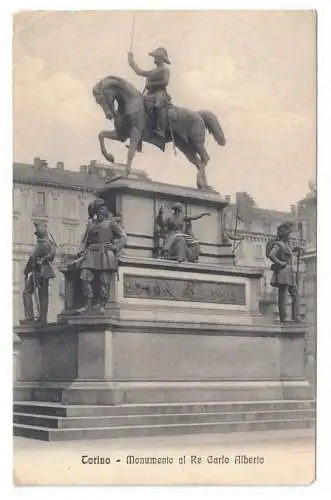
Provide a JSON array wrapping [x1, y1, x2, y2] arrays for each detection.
[[126, 126, 142, 176], [98, 130, 120, 163]]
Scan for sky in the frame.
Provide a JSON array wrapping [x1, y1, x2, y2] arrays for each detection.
[[13, 10, 316, 210]]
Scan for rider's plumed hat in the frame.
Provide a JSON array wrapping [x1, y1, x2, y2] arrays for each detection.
[[148, 47, 171, 64]]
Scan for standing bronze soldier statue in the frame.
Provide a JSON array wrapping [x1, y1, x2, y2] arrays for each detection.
[[22, 222, 56, 325], [73, 199, 127, 314], [128, 47, 171, 143], [267, 222, 301, 323]]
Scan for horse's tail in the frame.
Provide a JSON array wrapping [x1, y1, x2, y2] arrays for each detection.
[[198, 110, 226, 146]]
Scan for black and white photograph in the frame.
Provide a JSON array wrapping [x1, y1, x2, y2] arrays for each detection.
[[11, 8, 317, 486]]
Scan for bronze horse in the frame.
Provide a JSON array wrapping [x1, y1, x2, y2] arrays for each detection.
[[93, 76, 226, 189]]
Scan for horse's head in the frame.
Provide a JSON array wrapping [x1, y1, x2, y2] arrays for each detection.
[[93, 76, 140, 121], [93, 80, 116, 120]]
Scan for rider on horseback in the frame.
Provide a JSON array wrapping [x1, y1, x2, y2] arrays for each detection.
[[128, 47, 171, 141], [94, 58, 226, 189]]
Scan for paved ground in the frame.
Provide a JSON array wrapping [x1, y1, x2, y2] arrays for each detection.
[[13, 429, 315, 486]]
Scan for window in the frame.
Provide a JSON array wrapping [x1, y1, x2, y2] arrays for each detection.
[[68, 197, 75, 219], [224, 209, 234, 229], [13, 187, 21, 213], [13, 216, 20, 243], [13, 260, 20, 284], [300, 275, 306, 298], [35, 191, 46, 213], [51, 193, 60, 215], [65, 194, 79, 220], [59, 274, 65, 298], [79, 199, 87, 220], [236, 241, 245, 258], [257, 277, 267, 297], [63, 227, 76, 246], [261, 276, 267, 296], [254, 243, 263, 259]]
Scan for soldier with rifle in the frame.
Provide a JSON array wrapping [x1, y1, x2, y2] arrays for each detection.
[[73, 199, 127, 314], [22, 222, 56, 325], [266, 222, 302, 323]]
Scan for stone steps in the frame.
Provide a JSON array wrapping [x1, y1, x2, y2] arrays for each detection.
[[14, 379, 313, 405], [13, 400, 316, 441], [13, 418, 315, 441], [13, 399, 315, 417], [13, 409, 315, 430]]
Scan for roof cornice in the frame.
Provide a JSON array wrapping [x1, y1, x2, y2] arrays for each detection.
[[13, 178, 98, 193]]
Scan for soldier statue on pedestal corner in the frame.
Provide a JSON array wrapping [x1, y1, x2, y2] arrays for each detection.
[[22, 222, 56, 325], [267, 222, 301, 323], [72, 199, 127, 314]]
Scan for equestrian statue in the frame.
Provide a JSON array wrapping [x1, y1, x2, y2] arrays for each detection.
[[93, 47, 226, 190]]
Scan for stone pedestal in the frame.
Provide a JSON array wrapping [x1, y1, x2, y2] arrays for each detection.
[[15, 317, 311, 406], [59, 255, 264, 325], [13, 177, 315, 440], [15, 251, 312, 406], [13, 333, 21, 383], [97, 176, 234, 265]]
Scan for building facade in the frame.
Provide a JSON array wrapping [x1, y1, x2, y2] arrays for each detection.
[[297, 184, 317, 394]]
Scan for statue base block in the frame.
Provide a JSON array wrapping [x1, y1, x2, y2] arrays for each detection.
[[59, 256, 265, 325], [96, 176, 235, 265], [14, 316, 315, 440]]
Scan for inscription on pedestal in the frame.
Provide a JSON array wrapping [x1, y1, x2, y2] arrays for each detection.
[[123, 274, 246, 305]]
